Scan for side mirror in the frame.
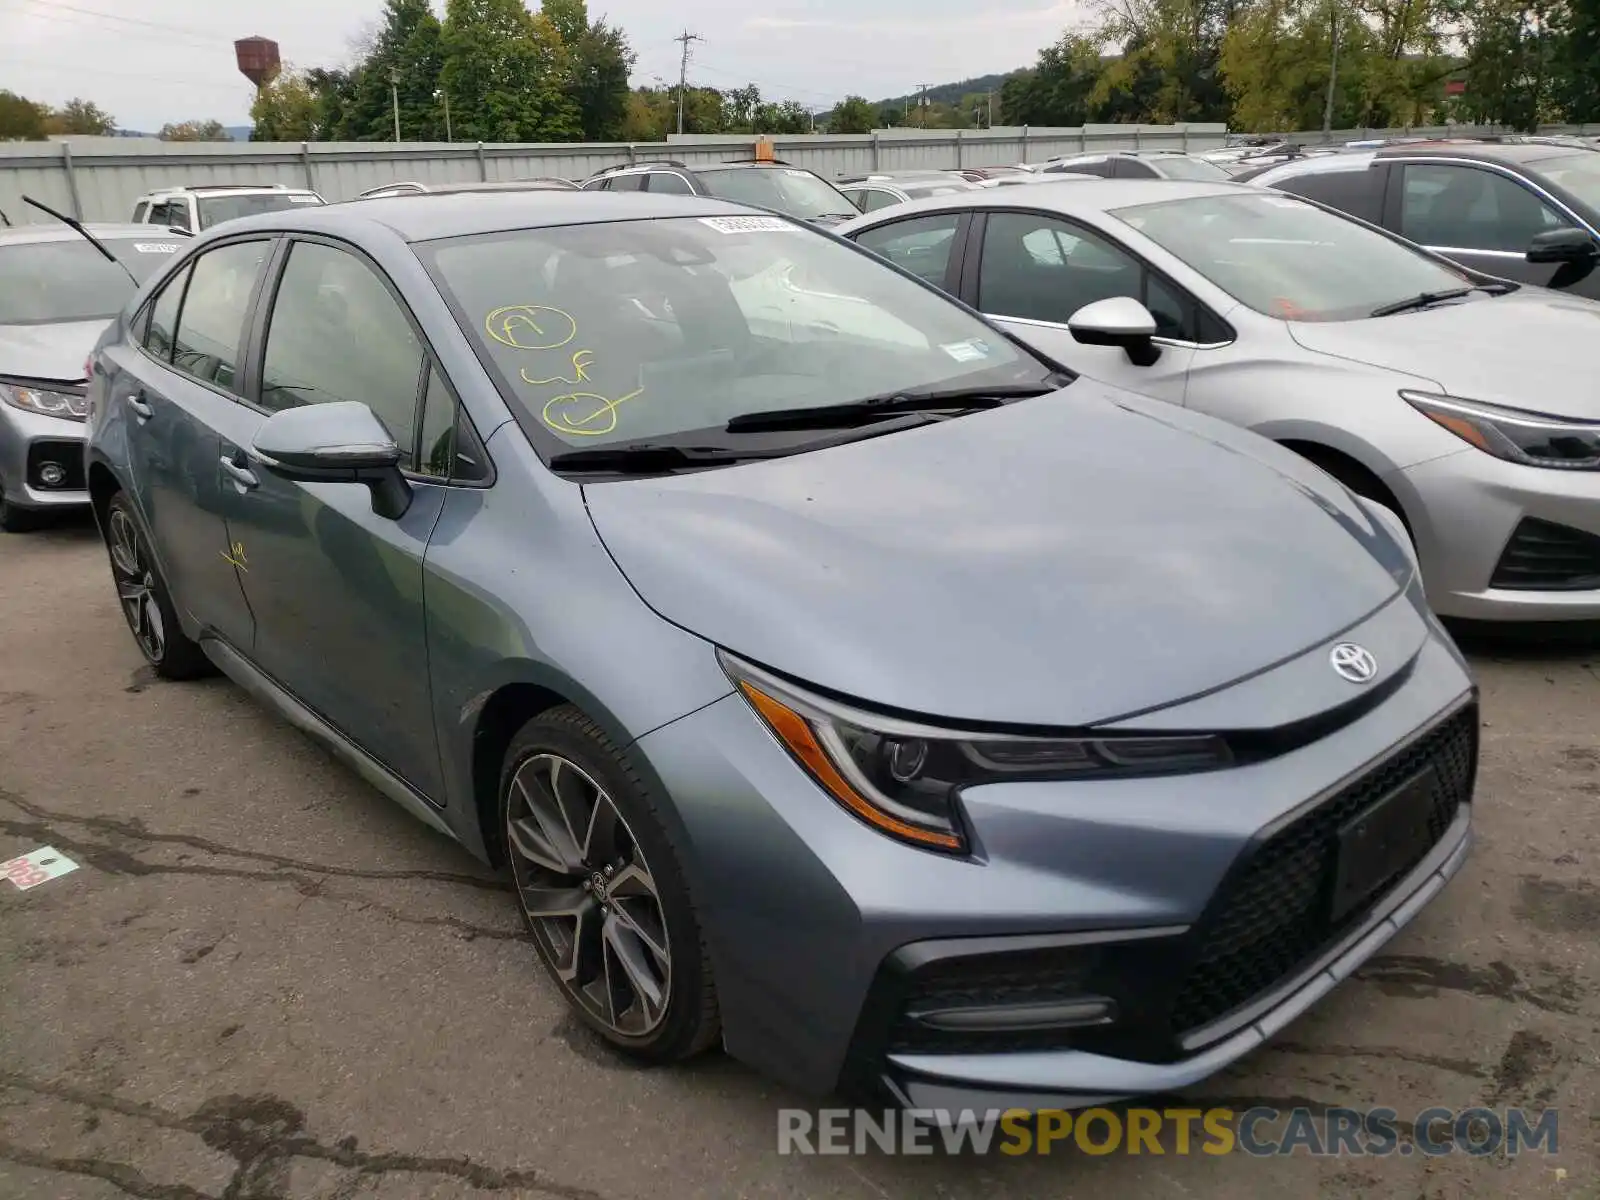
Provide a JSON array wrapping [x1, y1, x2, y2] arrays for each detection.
[[1527, 227, 1598, 264], [251, 401, 412, 520], [1067, 296, 1162, 367]]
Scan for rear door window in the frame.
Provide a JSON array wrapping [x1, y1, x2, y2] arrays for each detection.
[[168, 240, 270, 393], [851, 212, 962, 287]]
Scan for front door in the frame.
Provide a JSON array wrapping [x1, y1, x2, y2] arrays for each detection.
[[1392, 161, 1600, 296], [211, 237, 448, 800], [114, 238, 271, 650], [967, 210, 1195, 400]]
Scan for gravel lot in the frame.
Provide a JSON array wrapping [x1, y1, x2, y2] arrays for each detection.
[[2, 517, 1597, 1199]]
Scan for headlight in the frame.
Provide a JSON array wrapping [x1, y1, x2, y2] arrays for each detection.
[[1402, 391, 1600, 470], [720, 653, 1231, 854], [0, 381, 88, 421]]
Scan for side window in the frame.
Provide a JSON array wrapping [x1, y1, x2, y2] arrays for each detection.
[[165, 201, 193, 233], [1144, 275, 1190, 340], [646, 172, 694, 195], [979, 212, 1143, 324], [416, 365, 490, 483], [1116, 159, 1159, 179], [1051, 158, 1110, 178], [851, 212, 962, 287], [169, 241, 269, 393], [144, 265, 190, 362], [260, 241, 425, 468], [1400, 164, 1569, 252], [608, 172, 646, 192], [582, 177, 611, 191], [843, 188, 869, 212], [133, 202, 150, 223], [862, 189, 900, 213]]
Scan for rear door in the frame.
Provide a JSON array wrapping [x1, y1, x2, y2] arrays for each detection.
[[961, 209, 1196, 398], [114, 237, 272, 649], [207, 235, 453, 799]]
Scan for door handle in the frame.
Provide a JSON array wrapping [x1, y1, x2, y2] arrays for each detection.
[[126, 392, 153, 421], [220, 455, 258, 490]]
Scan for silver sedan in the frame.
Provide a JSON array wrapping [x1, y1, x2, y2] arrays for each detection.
[[838, 179, 1600, 623]]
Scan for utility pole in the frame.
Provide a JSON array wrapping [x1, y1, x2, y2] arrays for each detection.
[[987, 91, 994, 129], [1322, 3, 1340, 140], [915, 83, 931, 129], [674, 29, 703, 136], [389, 68, 401, 142], [436, 88, 452, 142]]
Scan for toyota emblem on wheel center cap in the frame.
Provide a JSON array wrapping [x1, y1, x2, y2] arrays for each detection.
[[1330, 642, 1378, 683]]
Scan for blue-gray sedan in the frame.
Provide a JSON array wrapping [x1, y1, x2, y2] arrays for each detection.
[[83, 190, 1477, 1114]]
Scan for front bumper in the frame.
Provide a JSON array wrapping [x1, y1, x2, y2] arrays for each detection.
[[636, 603, 1476, 1103], [0, 406, 88, 510], [1392, 447, 1600, 621]]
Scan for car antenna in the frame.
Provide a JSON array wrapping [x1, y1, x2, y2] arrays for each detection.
[[21, 194, 137, 285]]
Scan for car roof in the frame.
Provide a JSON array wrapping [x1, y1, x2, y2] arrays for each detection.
[[139, 184, 319, 199], [839, 177, 1246, 226], [1373, 141, 1583, 165], [214, 189, 759, 243], [0, 222, 186, 246]]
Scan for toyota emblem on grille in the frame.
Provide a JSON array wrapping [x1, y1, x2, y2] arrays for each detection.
[[1330, 643, 1378, 683]]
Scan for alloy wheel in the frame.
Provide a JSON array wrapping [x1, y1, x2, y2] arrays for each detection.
[[506, 753, 672, 1037], [108, 508, 165, 662]]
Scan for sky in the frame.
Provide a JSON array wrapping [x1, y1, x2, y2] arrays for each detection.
[[0, 0, 1085, 133]]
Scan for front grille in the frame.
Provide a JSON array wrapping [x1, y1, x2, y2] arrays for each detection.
[[1490, 517, 1600, 591], [26, 440, 86, 491], [1169, 706, 1477, 1035]]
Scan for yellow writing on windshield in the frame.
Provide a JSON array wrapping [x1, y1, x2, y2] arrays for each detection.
[[542, 387, 646, 437], [521, 349, 595, 387], [485, 304, 577, 351]]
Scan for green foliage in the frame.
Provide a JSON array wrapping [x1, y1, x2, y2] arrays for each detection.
[[159, 120, 232, 142], [564, 15, 636, 141], [48, 98, 117, 135], [251, 70, 319, 142], [0, 90, 47, 140], [828, 95, 876, 133], [439, 0, 579, 141]]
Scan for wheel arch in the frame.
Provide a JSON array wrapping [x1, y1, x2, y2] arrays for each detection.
[[1276, 437, 1414, 537]]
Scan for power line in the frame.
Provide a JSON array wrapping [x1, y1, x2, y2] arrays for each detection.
[[0, 55, 244, 93], [672, 28, 703, 136], [4, 0, 238, 47]]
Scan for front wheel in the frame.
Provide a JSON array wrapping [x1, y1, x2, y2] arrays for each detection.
[[103, 492, 213, 679], [499, 705, 719, 1062]]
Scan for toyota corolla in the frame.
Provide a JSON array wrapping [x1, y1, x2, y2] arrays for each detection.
[[83, 191, 1477, 1113]]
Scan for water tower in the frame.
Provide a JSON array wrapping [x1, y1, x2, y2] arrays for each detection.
[[235, 36, 282, 90]]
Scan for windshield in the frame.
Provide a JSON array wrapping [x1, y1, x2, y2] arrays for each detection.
[[693, 168, 856, 220], [1535, 153, 1600, 212], [0, 236, 184, 324], [420, 215, 1054, 456], [198, 192, 323, 228], [1112, 191, 1472, 321], [1153, 156, 1230, 182]]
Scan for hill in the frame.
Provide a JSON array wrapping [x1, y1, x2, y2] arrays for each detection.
[[876, 72, 1021, 108]]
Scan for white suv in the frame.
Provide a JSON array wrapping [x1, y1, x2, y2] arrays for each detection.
[[131, 184, 325, 234]]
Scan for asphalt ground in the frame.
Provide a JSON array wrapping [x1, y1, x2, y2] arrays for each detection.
[[2, 514, 1597, 1199]]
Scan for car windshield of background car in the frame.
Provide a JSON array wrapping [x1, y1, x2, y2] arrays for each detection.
[[0, 236, 183, 324], [693, 168, 858, 221], [1113, 191, 1476, 321], [198, 193, 323, 228], [420, 215, 1057, 453]]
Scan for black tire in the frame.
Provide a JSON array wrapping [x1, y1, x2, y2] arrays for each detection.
[[102, 490, 213, 680], [499, 704, 720, 1063]]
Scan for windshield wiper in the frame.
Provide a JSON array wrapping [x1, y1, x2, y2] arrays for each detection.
[[724, 381, 1063, 433], [548, 443, 790, 476], [1369, 286, 1491, 317]]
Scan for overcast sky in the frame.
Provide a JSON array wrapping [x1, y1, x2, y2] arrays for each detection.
[[0, 0, 1084, 133]]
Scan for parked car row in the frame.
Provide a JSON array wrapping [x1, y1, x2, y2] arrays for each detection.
[[74, 186, 1478, 1117]]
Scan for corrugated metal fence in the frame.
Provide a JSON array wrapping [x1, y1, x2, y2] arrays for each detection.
[[0, 124, 1228, 225]]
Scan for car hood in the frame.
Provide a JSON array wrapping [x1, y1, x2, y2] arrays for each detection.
[[583, 383, 1406, 727], [1288, 289, 1600, 416], [0, 319, 104, 383]]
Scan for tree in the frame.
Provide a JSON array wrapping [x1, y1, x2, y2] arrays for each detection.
[[755, 99, 811, 134], [159, 120, 232, 141], [340, 0, 447, 140], [306, 68, 362, 140], [1557, 0, 1600, 119], [0, 90, 48, 140], [251, 70, 319, 141], [828, 95, 876, 133], [47, 98, 116, 135], [1001, 36, 1110, 126], [566, 16, 636, 140], [441, 0, 579, 141], [722, 83, 763, 132]]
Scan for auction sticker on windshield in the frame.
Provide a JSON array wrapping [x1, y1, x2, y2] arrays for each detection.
[[699, 216, 799, 235], [133, 243, 180, 253]]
